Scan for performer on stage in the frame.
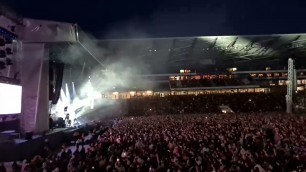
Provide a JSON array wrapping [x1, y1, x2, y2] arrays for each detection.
[[64, 106, 70, 127]]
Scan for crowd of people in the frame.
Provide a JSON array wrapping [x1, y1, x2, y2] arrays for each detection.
[[127, 93, 286, 116], [3, 113, 305, 172], [1, 92, 306, 172]]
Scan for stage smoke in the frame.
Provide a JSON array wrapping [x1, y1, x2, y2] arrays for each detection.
[[51, 24, 157, 121]]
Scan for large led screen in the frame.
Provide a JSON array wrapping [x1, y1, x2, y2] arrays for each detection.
[[0, 83, 22, 114]]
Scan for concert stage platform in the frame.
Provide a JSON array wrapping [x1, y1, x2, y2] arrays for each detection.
[[0, 125, 91, 162]]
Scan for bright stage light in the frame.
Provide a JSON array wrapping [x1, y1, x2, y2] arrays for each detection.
[[72, 82, 77, 98], [51, 78, 105, 121]]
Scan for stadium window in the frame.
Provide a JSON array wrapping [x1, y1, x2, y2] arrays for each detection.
[[219, 75, 226, 79], [274, 73, 279, 77], [169, 76, 175, 80], [181, 91, 187, 95], [266, 67, 271, 71], [258, 74, 264, 77], [278, 80, 286, 86], [197, 90, 204, 94], [248, 88, 254, 92], [210, 75, 217, 79], [180, 69, 184, 73], [282, 73, 288, 77], [195, 75, 201, 80], [297, 80, 301, 85], [267, 73, 272, 77], [146, 90, 153, 96], [250, 74, 257, 77], [228, 68, 237, 72], [238, 89, 247, 93], [255, 88, 264, 93], [298, 86, 305, 91], [188, 91, 195, 95]]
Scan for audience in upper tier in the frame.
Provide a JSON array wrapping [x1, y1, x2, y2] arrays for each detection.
[[127, 93, 286, 116], [170, 78, 246, 88]]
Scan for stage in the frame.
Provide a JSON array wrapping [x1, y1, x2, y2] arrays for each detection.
[[0, 126, 90, 162]]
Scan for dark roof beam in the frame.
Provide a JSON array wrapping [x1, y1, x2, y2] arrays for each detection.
[[259, 48, 270, 56], [209, 37, 218, 48], [227, 37, 239, 49], [167, 39, 176, 61], [292, 39, 306, 43], [244, 40, 255, 51], [293, 35, 301, 42]]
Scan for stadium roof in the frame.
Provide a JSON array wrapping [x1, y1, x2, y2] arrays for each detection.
[[51, 33, 306, 74], [95, 33, 306, 73]]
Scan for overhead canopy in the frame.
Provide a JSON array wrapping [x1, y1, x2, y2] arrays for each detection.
[[95, 34, 306, 73]]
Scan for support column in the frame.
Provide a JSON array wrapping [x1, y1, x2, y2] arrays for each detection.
[[20, 43, 49, 134], [286, 58, 296, 114]]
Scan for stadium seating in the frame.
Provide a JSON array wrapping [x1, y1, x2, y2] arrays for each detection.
[[170, 78, 248, 88], [126, 93, 286, 116]]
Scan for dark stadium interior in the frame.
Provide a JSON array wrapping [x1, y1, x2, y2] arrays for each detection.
[[1, 2, 306, 172]]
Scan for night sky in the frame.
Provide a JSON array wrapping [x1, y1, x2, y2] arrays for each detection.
[[3, 0, 306, 38]]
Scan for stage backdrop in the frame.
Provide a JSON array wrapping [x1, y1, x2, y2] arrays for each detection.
[[20, 43, 49, 134]]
